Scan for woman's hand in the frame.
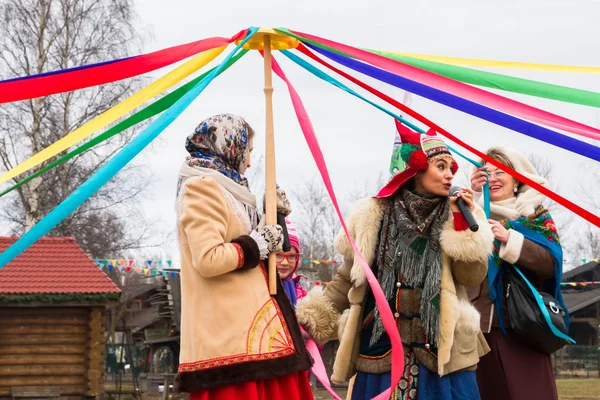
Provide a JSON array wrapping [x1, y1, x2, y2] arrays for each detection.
[[449, 187, 475, 213], [470, 166, 488, 193], [489, 219, 510, 243]]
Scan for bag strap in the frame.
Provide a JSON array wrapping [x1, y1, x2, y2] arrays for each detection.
[[512, 266, 575, 344]]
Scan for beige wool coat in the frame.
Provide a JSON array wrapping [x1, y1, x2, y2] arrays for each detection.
[[174, 176, 312, 392]]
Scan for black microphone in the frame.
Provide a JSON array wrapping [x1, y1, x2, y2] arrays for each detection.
[[277, 212, 291, 252], [449, 186, 479, 232]]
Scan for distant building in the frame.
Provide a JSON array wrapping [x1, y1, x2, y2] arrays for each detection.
[[562, 261, 600, 346]]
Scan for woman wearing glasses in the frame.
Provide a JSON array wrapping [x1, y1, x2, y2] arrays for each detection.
[[469, 147, 566, 400]]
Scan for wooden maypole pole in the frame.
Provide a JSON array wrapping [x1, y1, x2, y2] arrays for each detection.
[[238, 28, 298, 294]]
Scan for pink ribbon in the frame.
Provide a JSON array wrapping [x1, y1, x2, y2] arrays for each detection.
[[269, 54, 404, 400], [288, 29, 600, 141], [301, 327, 343, 400]]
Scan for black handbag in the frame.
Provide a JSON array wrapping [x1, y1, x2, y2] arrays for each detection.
[[504, 265, 574, 354]]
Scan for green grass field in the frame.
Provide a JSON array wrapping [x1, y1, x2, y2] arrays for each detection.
[[557, 379, 600, 400]]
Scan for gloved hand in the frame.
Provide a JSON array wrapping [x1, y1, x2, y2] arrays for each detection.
[[259, 223, 284, 254], [249, 215, 284, 260], [263, 186, 292, 216]]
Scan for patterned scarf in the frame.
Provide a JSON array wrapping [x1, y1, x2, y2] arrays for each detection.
[[371, 187, 450, 345], [181, 114, 252, 190]]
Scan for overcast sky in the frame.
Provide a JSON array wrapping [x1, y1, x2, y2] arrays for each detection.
[[126, 0, 600, 265]]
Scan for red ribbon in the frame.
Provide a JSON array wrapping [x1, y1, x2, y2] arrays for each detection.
[[296, 44, 600, 229], [288, 29, 600, 141], [0, 29, 248, 104]]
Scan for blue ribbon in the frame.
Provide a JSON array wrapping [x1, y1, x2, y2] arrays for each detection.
[[307, 44, 600, 165], [0, 27, 259, 269], [282, 49, 491, 216]]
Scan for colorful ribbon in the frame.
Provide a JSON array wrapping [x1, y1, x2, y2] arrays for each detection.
[[307, 44, 600, 164], [375, 52, 600, 74], [291, 44, 599, 228], [0, 50, 249, 199], [278, 29, 600, 141], [0, 45, 228, 186], [0, 30, 248, 103], [369, 50, 600, 108], [0, 28, 259, 269], [280, 49, 480, 167], [269, 53, 404, 400]]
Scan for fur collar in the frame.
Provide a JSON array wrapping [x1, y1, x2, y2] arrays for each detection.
[[335, 197, 492, 287]]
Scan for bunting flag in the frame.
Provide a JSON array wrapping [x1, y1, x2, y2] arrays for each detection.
[[301, 259, 338, 266], [561, 281, 600, 287]]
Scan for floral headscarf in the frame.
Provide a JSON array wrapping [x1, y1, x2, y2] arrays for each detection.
[[184, 114, 253, 188]]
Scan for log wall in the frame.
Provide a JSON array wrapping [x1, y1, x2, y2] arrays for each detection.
[[0, 306, 106, 397]]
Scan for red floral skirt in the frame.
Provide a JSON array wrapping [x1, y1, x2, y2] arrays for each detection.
[[190, 370, 313, 400]]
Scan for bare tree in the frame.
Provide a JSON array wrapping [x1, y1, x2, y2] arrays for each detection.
[[572, 166, 600, 260], [292, 178, 340, 283], [525, 153, 573, 246], [346, 171, 388, 205], [0, 0, 161, 257]]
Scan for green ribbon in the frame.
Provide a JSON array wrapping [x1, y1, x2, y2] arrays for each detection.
[[276, 28, 600, 108], [0, 50, 248, 199], [368, 50, 600, 108]]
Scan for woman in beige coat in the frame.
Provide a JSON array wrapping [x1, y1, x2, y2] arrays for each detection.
[[297, 123, 494, 399], [174, 114, 313, 400]]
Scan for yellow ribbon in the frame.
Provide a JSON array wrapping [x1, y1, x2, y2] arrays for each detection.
[[0, 46, 227, 185], [378, 51, 600, 74]]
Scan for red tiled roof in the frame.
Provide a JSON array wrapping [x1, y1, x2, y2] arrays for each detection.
[[0, 236, 120, 294]]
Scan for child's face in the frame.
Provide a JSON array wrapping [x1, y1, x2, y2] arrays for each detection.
[[275, 248, 298, 280]]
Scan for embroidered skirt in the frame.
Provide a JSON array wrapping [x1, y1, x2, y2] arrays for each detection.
[[351, 351, 479, 400]]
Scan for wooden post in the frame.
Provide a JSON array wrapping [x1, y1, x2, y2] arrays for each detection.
[[85, 307, 105, 396], [263, 34, 277, 295]]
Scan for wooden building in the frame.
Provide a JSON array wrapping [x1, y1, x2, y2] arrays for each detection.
[[0, 237, 120, 399], [562, 261, 600, 346]]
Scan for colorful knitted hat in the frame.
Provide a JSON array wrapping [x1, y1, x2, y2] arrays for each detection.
[[376, 120, 457, 198]]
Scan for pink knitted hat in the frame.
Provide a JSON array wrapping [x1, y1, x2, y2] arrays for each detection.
[[285, 217, 301, 274]]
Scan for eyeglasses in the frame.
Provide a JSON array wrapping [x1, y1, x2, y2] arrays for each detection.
[[275, 253, 298, 263], [487, 170, 507, 179]]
